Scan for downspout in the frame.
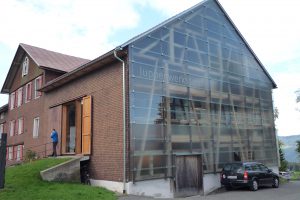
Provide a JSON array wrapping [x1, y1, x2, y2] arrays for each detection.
[[113, 47, 126, 194]]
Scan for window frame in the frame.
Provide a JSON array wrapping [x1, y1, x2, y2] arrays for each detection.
[[17, 87, 23, 107], [9, 120, 15, 137], [33, 117, 40, 138], [9, 92, 16, 110], [0, 123, 3, 139], [25, 82, 32, 103], [18, 117, 24, 135], [8, 146, 13, 160], [34, 76, 42, 99], [16, 145, 23, 161], [22, 56, 29, 77], [0, 112, 4, 119]]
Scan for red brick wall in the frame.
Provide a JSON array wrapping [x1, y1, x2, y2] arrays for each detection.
[[44, 59, 127, 182], [5, 54, 65, 165]]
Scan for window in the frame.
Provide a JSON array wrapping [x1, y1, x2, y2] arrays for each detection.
[[18, 117, 24, 135], [10, 92, 16, 110], [0, 123, 3, 139], [16, 145, 23, 161], [22, 56, 29, 77], [9, 120, 15, 137], [8, 146, 13, 160], [0, 112, 4, 119], [17, 87, 23, 107], [25, 82, 32, 103], [33, 117, 39, 138], [34, 76, 42, 99]]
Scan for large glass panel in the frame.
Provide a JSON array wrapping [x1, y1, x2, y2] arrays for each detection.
[[129, 0, 276, 180]]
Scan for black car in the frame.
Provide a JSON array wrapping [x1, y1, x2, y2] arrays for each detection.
[[220, 162, 279, 191]]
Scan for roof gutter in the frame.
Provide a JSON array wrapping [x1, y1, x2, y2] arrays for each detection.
[[113, 47, 127, 194]]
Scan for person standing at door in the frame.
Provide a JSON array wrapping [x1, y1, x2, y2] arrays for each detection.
[[50, 129, 58, 157]]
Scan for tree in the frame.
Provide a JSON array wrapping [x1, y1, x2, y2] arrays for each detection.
[[279, 140, 288, 171], [296, 141, 300, 157]]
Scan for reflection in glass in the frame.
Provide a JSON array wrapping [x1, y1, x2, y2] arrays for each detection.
[[129, 0, 276, 181]]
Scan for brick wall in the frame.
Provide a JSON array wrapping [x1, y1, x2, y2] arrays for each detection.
[[44, 58, 128, 182], [5, 54, 62, 165]]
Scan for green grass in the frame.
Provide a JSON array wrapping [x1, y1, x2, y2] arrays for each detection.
[[291, 171, 300, 180], [0, 158, 116, 200]]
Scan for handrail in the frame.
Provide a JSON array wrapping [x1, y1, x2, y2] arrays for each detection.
[[5, 141, 56, 167]]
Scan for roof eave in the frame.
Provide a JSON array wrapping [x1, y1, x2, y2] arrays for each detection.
[[0, 104, 8, 112], [41, 48, 127, 92]]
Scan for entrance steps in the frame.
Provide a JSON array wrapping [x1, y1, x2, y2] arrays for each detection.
[[40, 155, 90, 183]]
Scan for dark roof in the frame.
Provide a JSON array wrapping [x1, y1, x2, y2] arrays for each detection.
[[0, 104, 8, 113], [20, 43, 90, 72], [1, 43, 90, 93], [41, 49, 127, 92], [38, 0, 278, 91]]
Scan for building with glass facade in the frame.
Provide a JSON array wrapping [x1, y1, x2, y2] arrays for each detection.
[[1, 0, 278, 198], [125, 0, 278, 196]]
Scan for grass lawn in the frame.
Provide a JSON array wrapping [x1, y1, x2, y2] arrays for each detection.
[[0, 158, 116, 200], [291, 171, 300, 180]]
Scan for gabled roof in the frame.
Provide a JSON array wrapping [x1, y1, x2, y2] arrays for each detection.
[[0, 104, 8, 113], [20, 43, 90, 72], [41, 0, 278, 92], [1, 43, 90, 93]]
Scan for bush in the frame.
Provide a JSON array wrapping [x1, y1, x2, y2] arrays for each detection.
[[24, 150, 37, 162]]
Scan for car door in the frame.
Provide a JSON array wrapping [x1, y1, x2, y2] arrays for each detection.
[[259, 164, 273, 185], [252, 164, 266, 185]]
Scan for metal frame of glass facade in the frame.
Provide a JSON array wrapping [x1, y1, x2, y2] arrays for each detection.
[[128, 0, 277, 181]]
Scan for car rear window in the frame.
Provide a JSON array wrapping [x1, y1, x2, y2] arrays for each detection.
[[223, 163, 243, 172]]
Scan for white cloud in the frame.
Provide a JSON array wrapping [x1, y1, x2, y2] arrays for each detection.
[[0, 0, 300, 136], [0, 0, 141, 59], [273, 73, 300, 136], [219, 0, 300, 66]]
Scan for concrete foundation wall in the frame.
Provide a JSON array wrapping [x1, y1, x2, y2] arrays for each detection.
[[127, 179, 173, 198], [203, 173, 221, 195], [91, 179, 173, 198], [40, 158, 81, 182]]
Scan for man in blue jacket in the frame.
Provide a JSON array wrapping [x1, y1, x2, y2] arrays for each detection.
[[50, 129, 58, 157]]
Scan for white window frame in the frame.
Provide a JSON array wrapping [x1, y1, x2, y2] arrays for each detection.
[[22, 56, 29, 77], [9, 120, 15, 137], [18, 117, 24, 135], [8, 146, 13, 160], [10, 92, 16, 110], [34, 76, 42, 99], [0, 123, 3, 139], [17, 87, 23, 107], [25, 82, 32, 103], [16, 145, 22, 161], [33, 117, 39, 138], [0, 112, 4, 119]]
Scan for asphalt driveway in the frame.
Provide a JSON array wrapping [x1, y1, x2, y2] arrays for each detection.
[[119, 181, 300, 200]]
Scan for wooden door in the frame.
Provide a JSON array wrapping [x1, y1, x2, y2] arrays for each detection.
[[82, 96, 92, 155], [175, 155, 203, 197]]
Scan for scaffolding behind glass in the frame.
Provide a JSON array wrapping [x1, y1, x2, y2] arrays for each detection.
[[129, 0, 277, 181]]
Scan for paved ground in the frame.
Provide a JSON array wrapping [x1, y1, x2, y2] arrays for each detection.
[[118, 181, 300, 200]]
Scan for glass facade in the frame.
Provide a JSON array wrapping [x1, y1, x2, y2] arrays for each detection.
[[128, 0, 277, 181]]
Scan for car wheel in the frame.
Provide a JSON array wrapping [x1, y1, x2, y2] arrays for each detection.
[[272, 178, 279, 188], [250, 180, 258, 191]]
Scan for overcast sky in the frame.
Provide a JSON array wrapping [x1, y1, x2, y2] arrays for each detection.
[[0, 0, 299, 136]]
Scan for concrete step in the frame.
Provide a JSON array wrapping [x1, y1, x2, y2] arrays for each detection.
[[40, 155, 89, 183]]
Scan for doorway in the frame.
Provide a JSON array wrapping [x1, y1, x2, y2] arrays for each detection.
[[62, 101, 81, 154], [61, 96, 92, 155], [174, 154, 203, 197]]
